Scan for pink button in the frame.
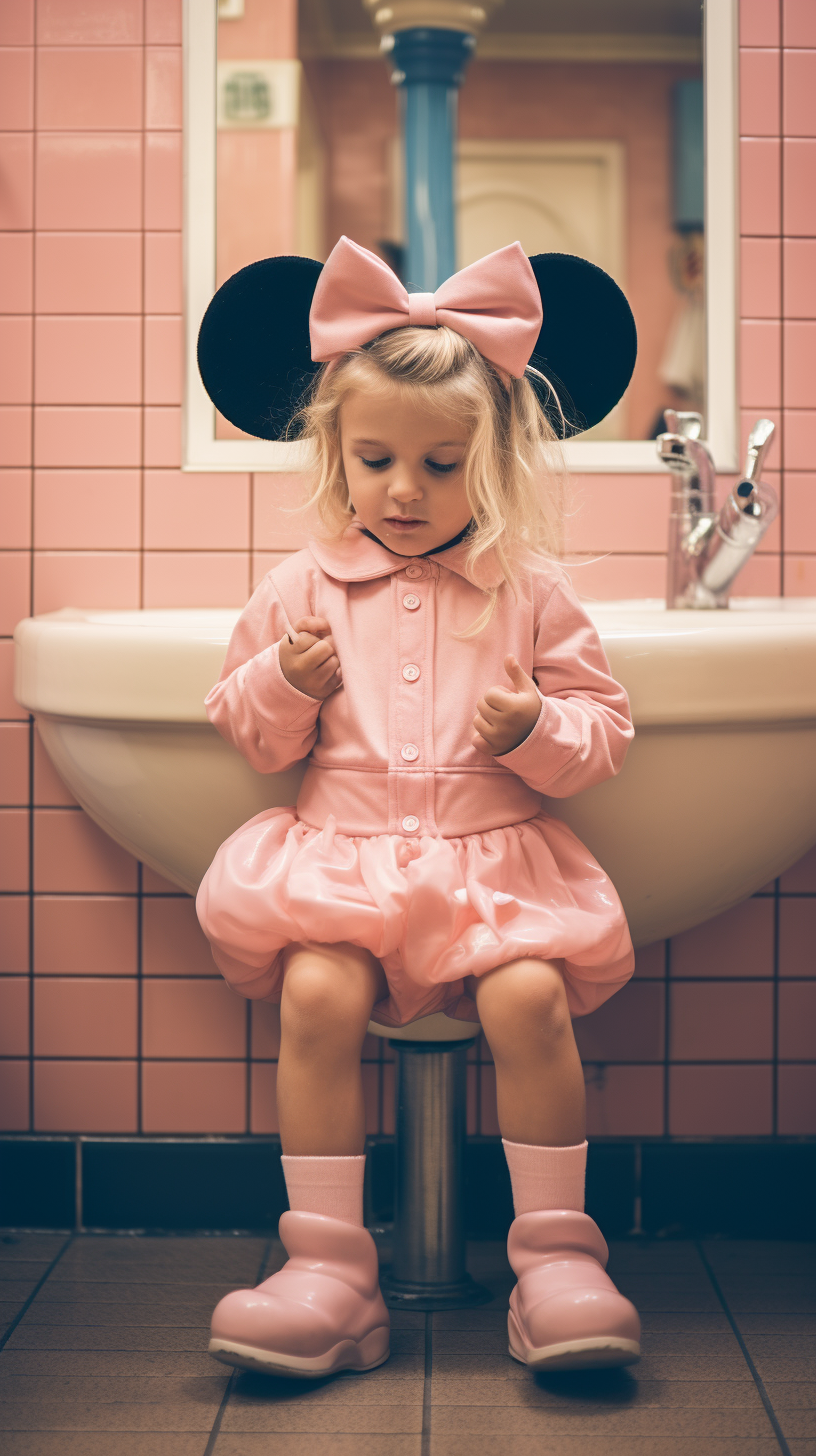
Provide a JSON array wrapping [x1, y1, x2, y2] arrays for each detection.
[[402, 815, 420, 832], [402, 663, 420, 681], [401, 743, 419, 761], [405, 564, 423, 579], [403, 594, 421, 610]]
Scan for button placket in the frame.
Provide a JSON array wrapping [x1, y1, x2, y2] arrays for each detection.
[[394, 573, 428, 834]]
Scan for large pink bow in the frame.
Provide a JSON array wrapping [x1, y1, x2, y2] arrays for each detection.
[[309, 236, 543, 380]]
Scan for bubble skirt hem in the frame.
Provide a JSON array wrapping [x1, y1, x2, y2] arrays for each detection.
[[195, 807, 635, 1025]]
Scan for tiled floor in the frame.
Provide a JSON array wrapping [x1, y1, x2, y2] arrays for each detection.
[[0, 1232, 813, 1455]]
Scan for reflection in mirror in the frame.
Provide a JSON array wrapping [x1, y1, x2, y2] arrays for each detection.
[[214, 0, 703, 446]]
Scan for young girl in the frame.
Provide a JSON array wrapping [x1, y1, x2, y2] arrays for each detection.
[[195, 237, 641, 1377]]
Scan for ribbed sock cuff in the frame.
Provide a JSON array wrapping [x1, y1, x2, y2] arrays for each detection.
[[280, 1154, 366, 1227], [502, 1138, 588, 1215]]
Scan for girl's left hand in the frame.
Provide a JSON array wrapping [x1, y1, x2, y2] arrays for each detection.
[[472, 655, 541, 757]]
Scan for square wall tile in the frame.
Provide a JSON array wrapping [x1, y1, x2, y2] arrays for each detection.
[[0, 550, 30, 633], [0, 1062, 29, 1131], [34, 1060, 137, 1133], [143, 316, 182, 405], [146, 47, 182, 129], [146, 0, 182, 45], [784, 49, 816, 136], [34, 896, 137, 975], [0, 895, 29, 971], [144, 471, 250, 550], [740, 49, 780, 136], [0, 2, 33, 45], [670, 981, 774, 1061], [33, 471, 141, 551], [252, 475, 316, 552], [34, 316, 141, 405], [142, 552, 249, 609], [670, 897, 774, 977], [783, 473, 816, 551], [0, 233, 33, 312], [779, 842, 816, 890], [0, 405, 32, 466], [729, 551, 781, 595], [0, 46, 34, 129], [33, 728, 76, 805], [37, 0, 143, 44], [144, 132, 182, 229], [783, 409, 816, 468], [784, 554, 816, 594], [35, 233, 142, 314], [740, 138, 781, 234], [0, 976, 28, 1054], [141, 978, 248, 1058], [740, 237, 781, 317], [144, 232, 182, 313], [783, 139, 816, 233], [778, 981, 816, 1058], [0, 640, 28, 719], [565, 554, 666, 602], [0, 469, 32, 548], [0, 316, 33, 403], [784, 239, 816, 318], [252, 551, 293, 588], [784, 0, 816, 45], [632, 940, 665, 978], [784, 321, 816, 407], [34, 407, 141, 468], [36, 48, 143, 130], [141, 1060, 246, 1134], [584, 1064, 664, 1137], [143, 406, 180, 466], [779, 897, 816, 974], [740, 319, 781, 407], [141, 896, 218, 977], [33, 552, 140, 614], [250, 1061, 278, 1134], [0, 722, 29, 803], [777, 1064, 816, 1133], [0, 133, 33, 229], [33, 976, 137, 1057], [141, 865, 181, 892], [563, 475, 668, 555], [251, 1000, 281, 1059], [33, 808, 138, 893], [669, 1065, 773, 1135], [741, 0, 779, 46], [35, 134, 142, 230], [0, 808, 28, 891], [573, 981, 664, 1062]]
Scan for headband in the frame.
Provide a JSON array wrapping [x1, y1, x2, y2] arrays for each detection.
[[197, 240, 637, 442]]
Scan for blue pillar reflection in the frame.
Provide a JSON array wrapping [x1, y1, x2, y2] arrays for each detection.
[[390, 28, 475, 291]]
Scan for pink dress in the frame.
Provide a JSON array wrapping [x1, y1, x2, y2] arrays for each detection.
[[196, 523, 636, 1026]]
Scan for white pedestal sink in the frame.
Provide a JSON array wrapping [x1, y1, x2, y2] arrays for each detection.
[[14, 598, 816, 948]]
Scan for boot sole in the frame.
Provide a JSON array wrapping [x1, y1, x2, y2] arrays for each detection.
[[208, 1328, 390, 1379], [508, 1326, 640, 1372]]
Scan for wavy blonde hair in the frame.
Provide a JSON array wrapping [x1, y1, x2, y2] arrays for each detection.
[[294, 326, 568, 634]]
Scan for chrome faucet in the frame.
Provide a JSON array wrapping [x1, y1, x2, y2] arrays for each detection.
[[656, 411, 778, 608]]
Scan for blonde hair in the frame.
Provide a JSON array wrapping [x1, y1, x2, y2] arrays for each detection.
[[294, 326, 568, 635]]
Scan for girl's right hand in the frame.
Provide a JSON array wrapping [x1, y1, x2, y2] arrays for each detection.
[[279, 617, 343, 700]]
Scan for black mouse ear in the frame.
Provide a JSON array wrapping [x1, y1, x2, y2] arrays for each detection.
[[197, 255, 323, 441], [526, 254, 638, 435]]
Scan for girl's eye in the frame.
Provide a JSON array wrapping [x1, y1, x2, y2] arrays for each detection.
[[426, 460, 459, 475], [361, 456, 391, 470]]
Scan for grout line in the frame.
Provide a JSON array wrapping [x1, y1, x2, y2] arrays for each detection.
[[420, 1310, 433, 1456], [0, 1232, 74, 1354], [696, 1239, 793, 1456], [202, 1236, 272, 1456]]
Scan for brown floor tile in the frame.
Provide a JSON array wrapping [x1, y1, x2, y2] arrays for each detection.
[[765, 1382, 816, 1408], [739, 1334, 816, 1358], [0, 1263, 55, 1283], [0, 1237, 68, 1263], [5, 1326, 213, 1352], [638, 1314, 733, 1333], [0, 1436, 209, 1454], [0, 1375, 227, 1403], [703, 1242, 816, 1273], [0, 1350, 219, 1376], [429, 1405, 775, 1436], [34, 1281, 242, 1305], [778, 1413, 816, 1438], [788, 1442, 816, 1455], [216, 1438, 422, 1454], [432, 1331, 742, 1358], [433, 1311, 508, 1331], [426, 1439, 782, 1455], [430, 1379, 765, 1409], [0, 1283, 49, 1305], [220, 1401, 423, 1432], [0, 1302, 24, 1330], [0, 1399, 220, 1432], [16, 1300, 218, 1327], [750, 1355, 816, 1382], [229, 1372, 425, 1408], [606, 1242, 704, 1273], [737, 1314, 816, 1335], [711, 1278, 816, 1315], [431, 1352, 752, 1382]]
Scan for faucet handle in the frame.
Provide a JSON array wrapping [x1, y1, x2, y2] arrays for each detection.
[[744, 418, 775, 483], [664, 409, 703, 440]]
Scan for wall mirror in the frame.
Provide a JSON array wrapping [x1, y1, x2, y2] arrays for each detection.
[[183, 0, 737, 473]]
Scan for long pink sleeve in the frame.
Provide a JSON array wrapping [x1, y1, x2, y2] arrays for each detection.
[[495, 575, 634, 798], [205, 575, 322, 774]]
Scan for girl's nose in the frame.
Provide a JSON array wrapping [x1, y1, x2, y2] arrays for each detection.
[[388, 469, 423, 502]]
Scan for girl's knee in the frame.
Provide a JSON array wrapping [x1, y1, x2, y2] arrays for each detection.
[[477, 957, 571, 1040], [281, 942, 382, 1038]]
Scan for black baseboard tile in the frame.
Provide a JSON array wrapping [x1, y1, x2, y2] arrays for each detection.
[[641, 1141, 816, 1239], [0, 1139, 76, 1230]]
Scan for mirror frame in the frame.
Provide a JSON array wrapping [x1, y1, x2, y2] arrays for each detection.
[[182, 0, 738, 474]]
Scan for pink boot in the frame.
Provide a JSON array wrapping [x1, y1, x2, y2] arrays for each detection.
[[507, 1209, 640, 1371], [209, 1211, 390, 1377]]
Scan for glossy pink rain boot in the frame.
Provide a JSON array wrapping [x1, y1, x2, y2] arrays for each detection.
[[507, 1208, 641, 1371], [209, 1211, 390, 1377]]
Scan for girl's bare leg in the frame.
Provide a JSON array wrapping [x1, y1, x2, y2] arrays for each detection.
[[277, 940, 388, 1155], [466, 958, 586, 1146]]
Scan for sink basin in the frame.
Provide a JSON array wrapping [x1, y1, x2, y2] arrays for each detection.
[[14, 598, 816, 947]]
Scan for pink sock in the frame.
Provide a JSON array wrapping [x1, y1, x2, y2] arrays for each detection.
[[502, 1139, 588, 1215], [280, 1154, 366, 1227]]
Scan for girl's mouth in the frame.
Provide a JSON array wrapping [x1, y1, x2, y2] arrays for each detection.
[[385, 517, 426, 530]]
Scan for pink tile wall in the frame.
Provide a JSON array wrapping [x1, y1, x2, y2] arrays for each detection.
[[0, 0, 814, 1142]]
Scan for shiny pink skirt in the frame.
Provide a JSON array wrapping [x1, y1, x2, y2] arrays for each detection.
[[196, 808, 634, 1026]]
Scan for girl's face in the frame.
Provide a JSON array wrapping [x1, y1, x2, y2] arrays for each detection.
[[339, 386, 472, 555]]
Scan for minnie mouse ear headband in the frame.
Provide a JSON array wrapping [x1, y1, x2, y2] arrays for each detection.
[[197, 235, 637, 441]]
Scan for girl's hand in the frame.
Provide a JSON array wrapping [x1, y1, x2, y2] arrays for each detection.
[[472, 655, 541, 756], [279, 617, 342, 700]]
